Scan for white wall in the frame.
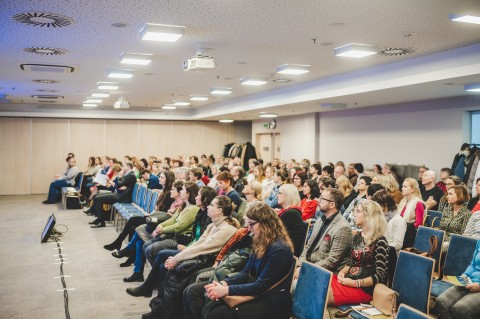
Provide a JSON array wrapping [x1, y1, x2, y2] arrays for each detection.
[[251, 96, 480, 175], [252, 113, 317, 162]]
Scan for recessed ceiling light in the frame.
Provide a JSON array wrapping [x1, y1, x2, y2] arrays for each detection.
[[334, 43, 377, 58], [190, 95, 209, 101], [82, 103, 97, 107], [210, 88, 232, 95], [219, 119, 234, 123], [276, 64, 310, 75], [465, 83, 480, 92], [240, 77, 268, 86], [97, 82, 119, 90], [449, 14, 480, 25], [140, 23, 185, 42], [162, 104, 177, 110], [107, 69, 134, 79], [85, 98, 102, 103], [259, 113, 278, 118], [91, 91, 110, 98], [174, 101, 190, 106], [120, 53, 153, 65]]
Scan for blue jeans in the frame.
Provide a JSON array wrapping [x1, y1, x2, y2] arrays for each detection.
[[47, 180, 69, 203], [125, 232, 146, 274]]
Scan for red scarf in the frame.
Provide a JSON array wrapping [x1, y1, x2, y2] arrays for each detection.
[[278, 205, 302, 217]]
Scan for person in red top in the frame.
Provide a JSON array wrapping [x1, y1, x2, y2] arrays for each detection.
[[300, 179, 320, 220]]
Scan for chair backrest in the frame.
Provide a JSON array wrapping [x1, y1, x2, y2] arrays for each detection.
[[293, 261, 332, 319], [413, 226, 444, 274], [424, 210, 442, 228], [136, 184, 147, 206], [443, 234, 478, 276], [235, 199, 248, 226], [74, 172, 84, 189], [392, 251, 434, 314], [148, 190, 161, 214], [396, 303, 433, 319], [131, 183, 140, 203], [143, 189, 153, 211]]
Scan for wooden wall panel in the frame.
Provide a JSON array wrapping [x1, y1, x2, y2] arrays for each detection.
[[104, 120, 140, 161], [0, 118, 31, 195], [69, 119, 105, 170], [138, 120, 173, 158], [0, 118, 246, 195], [204, 122, 236, 156], [31, 118, 70, 194]]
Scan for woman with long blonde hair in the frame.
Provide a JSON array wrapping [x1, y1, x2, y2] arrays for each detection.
[[397, 177, 425, 248], [329, 199, 389, 306], [203, 201, 295, 319]]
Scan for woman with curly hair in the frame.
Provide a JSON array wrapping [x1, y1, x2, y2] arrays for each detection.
[[203, 201, 295, 319]]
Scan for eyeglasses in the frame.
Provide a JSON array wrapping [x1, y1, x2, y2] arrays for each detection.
[[320, 196, 334, 203], [246, 221, 258, 228]]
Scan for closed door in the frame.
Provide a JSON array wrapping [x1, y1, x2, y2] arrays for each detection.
[[256, 133, 280, 162]]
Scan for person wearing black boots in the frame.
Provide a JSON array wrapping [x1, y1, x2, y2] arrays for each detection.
[[125, 186, 217, 297], [87, 162, 136, 228], [103, 171, 176, 266]]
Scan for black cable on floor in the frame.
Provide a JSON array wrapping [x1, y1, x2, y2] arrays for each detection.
[[52, 227, 71, 319]]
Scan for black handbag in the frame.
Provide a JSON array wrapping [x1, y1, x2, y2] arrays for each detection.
[[176, 232, 193, 246]]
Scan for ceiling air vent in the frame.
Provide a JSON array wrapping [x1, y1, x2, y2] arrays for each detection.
[[32, 79, 58, 84], [21, 63, 76, 73], [23, 47, 69, 56], [12, 12, 74, 28], [378, 47, 415, 56]]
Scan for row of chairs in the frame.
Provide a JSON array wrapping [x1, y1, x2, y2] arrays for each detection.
[[112, 183, 161, 231], [293, 226, 477, 318], [292, 251, 436, 319]]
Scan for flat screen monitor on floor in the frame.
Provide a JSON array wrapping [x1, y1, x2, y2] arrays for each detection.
[[41, 213, 56, 243]]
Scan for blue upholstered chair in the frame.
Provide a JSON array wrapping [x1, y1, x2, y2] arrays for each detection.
[[424, 210, 442, 228], [431, 234, 478, 297], [396, 303, 433, 319], [292, 261, 332, 319], [412, 226, 444, 276], [392, 251, 434, 314]]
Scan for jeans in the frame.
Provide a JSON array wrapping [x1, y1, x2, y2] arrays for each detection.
[[47, 180, 70, 203], [125, 232, 146, 274]]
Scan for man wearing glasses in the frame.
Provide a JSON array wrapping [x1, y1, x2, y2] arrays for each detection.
[[296, 188, 352, 278]]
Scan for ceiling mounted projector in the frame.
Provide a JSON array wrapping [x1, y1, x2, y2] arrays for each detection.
[[183, 54, 216, 71], [114, 97, 130, 109]]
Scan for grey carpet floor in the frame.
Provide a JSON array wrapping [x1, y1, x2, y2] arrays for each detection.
[[0, 195, 151, 319]]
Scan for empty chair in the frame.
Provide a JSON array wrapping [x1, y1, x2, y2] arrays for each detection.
[[424, 210, 442, 228], [431, 234, 478, 297], [396, 303, 433, 319], [393, 251, 434, 314], [411, 226, 444, 276], [292, 261, 332, 319]]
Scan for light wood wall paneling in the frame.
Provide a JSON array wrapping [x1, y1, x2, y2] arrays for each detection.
[[69, 119, 106, 170], [31, 118, 70, 194], [104, 120, 141, 162], [0, 118, 32, 195], [204, 122, 236, 155], [139, 120, 174, 159]]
